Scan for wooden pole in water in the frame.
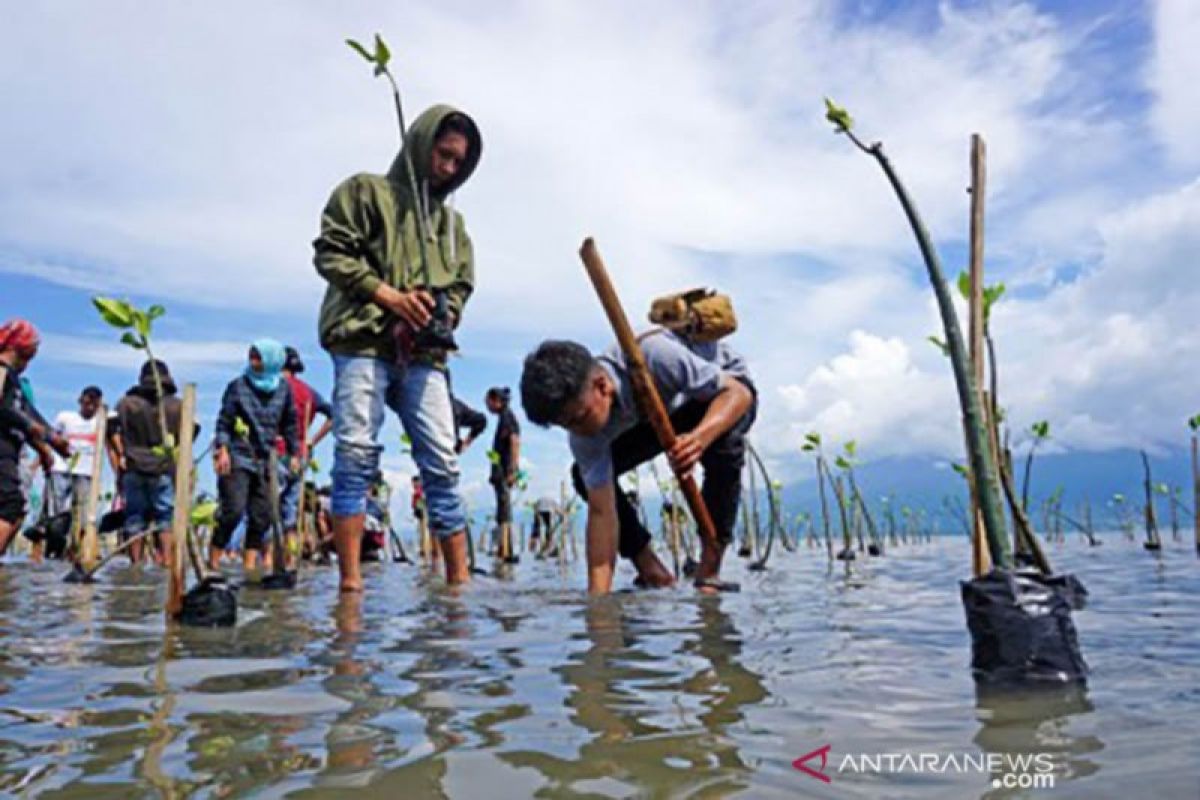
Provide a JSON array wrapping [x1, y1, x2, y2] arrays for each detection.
[[78, 405, 108, 572], [1192, 431, 1199, 554], [578, 238, 721, 557], [166, 384, 196, 618], [1141, 450, 1161, 549], [967, 134, 992, 578]]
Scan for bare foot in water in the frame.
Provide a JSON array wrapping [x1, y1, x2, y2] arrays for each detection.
[[632, 544, 675, 589], [694, 543, 730, 594]]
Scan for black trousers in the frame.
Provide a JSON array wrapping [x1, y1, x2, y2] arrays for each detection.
[[571, 394, 755, 561], [0, 445, 23, 524], [213, 466, 272, 551], [532, 510, 553, 539], [490, 464, 512, 524]]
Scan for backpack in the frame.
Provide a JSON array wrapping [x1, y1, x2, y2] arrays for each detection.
[[648, 288, 737, 342]]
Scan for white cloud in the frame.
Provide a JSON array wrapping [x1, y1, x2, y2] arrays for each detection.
[[3, 0, 1195, 483], [775, 331, 959, 461], [38, 334, 248, 375], [1149, 0, 1200, 168]]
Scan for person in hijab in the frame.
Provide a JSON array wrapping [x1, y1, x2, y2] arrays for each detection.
[[0, 319, 69, 557], [211, 339, 299, 572]]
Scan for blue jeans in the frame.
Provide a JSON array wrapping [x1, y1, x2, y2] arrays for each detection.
[[122, 472, 174, 537], [50, 473, 90, 514], [279, 460, 300, 529], [330, 356, 465, 538]]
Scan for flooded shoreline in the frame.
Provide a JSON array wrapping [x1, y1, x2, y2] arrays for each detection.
[[1, 536, 1197, 798]]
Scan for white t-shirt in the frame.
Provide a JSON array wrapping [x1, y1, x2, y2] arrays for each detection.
[[52, 410, 100, 477]]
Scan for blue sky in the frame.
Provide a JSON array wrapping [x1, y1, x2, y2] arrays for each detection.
[[2, 1, 1198, 518]]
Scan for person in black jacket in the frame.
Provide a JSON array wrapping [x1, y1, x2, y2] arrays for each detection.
[[451, 394, 487, 454], [210, 339, 299, 572], [0, 319, 69, 557], [110, 359, 191, 565], [486, 386, 520, 560]]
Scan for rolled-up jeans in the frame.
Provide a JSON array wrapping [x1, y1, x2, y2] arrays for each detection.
[[278, 458, 300, 530], [329, 355, 465, 538]]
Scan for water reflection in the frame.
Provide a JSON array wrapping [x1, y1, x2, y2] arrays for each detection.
[[0, 539, 1195, 796], [500, 595, 768, 797], [974, 685, 1103, 797]]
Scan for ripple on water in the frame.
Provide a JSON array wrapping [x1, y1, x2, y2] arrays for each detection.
[[0, 536, 1197, 797]]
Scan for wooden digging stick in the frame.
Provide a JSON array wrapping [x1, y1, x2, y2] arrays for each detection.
[[79, 405, 108, 572], [967, 134, 992, 578], [578, 238, 721, 557], [166, 384, 196, 618]]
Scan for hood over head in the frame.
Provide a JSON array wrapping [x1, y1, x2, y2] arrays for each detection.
[[387, 104, 482, 200], [135, 359, 177, 397]]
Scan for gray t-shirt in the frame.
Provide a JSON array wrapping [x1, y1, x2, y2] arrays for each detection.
[[569, 330, 751, 491]]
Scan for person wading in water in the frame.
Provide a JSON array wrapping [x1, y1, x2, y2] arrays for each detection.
[[313, 104, 482, 593], [0, 320, 69, 558], [486, 387, 520, 561], [211, 340, 300, 572]]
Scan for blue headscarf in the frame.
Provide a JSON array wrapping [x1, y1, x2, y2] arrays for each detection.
[[245, 338, 285, 393]]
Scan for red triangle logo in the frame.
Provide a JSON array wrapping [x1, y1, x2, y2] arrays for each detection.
[[792, 744, 832, 783]]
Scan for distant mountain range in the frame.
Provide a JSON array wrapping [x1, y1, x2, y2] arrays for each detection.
[[778, 448, 1195, 534]]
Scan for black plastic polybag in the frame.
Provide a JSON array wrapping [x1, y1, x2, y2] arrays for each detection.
[[260, 570, 297, 590], [179, 576, 237, 627], [961, 569, 1088, 687]]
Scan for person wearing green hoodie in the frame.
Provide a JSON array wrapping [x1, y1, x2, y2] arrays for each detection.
[[313, 104, 482, 592]]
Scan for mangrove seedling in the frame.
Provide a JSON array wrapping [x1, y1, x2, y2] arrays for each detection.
[[1140, 451, 1162, 551], [801, 432, 835, 559], [836, 441, 883, 556], [346, 32, 457, 351], [824, 98, 1010, 569], [1022, 420, 1051, 515], [93, 297, 173, 461]]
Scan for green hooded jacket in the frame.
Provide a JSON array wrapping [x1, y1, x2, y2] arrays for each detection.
[[313, 104, 483, 360]]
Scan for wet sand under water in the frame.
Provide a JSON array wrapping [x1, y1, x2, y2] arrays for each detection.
[[0, 536, 1197, 798]]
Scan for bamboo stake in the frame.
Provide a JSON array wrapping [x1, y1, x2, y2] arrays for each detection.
[[967, 134, 993, 577], [166, 384, 196, 618], [1141, 450, 1161, 549], [79, 406, 107, 571], [296, 421, 310, 559], [838, 125, 1011, 568], [1193, 433, 1199, 554], [578, 239, 721, 561]]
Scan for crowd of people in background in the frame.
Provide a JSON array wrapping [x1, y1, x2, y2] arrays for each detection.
[[3, 98, 757, 599], [0, 316, 547, 581]]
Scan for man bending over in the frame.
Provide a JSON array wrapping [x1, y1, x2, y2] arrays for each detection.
[[519, 331, 755, 594]]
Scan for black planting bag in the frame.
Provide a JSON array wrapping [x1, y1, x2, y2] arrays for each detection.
[[24, 512, 72, 559], [179, 576, 238, 627], [961, 569, 1088, 688]]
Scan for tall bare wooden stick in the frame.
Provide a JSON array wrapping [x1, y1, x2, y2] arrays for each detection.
[[166, 384, 196, 618], [967, 135, 992, 577], [578, 238, 720, 555], [1192, 432, 1199, 554], [79, 406, 108, 571]]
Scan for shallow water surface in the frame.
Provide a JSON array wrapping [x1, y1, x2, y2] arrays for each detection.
[[0, 537, 1197, 798]]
